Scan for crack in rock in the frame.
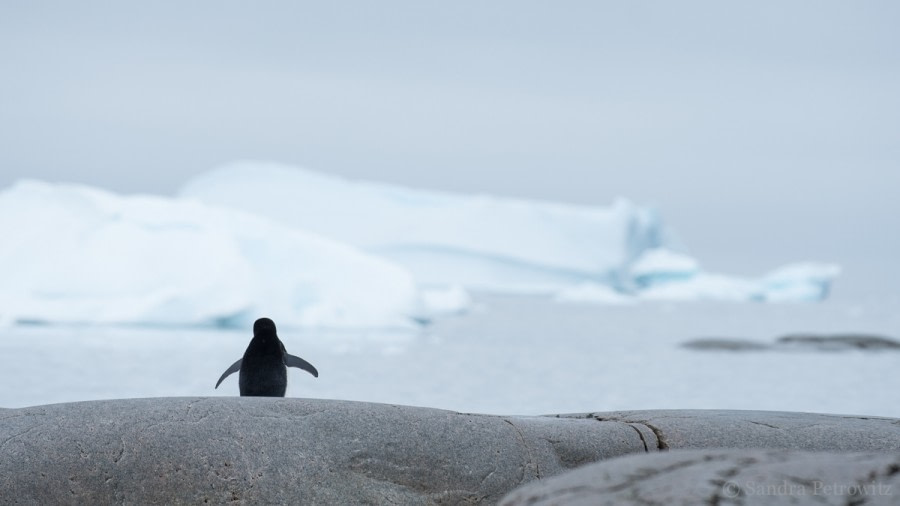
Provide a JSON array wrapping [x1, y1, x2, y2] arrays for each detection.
[[625, 424, 650, 452], [642, 422, 669, 450], [592, 416, 668, 450], [113, 435, 126, 464], [504, 419, 541, 480]]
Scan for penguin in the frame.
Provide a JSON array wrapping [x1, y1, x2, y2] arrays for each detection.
[[215, 317, 318, 396]]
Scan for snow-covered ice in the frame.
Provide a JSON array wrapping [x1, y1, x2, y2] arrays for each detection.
[[0, 162, 840, 329], [182, 161, 840, 303], [629, 248, 700, 288], [638, 264, 842, 303], [0, 180, 421, 328], [181, 161, 673, 293]]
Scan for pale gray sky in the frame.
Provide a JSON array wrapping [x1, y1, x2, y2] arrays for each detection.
[[1, 1, 898, 298]]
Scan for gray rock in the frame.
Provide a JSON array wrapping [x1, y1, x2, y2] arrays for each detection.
[[2, 400, 899, 504], [570, 409, 900, 452], [682, 333, 900, 353], [777, 333, 900, 351], [681, 338, 770, 351], [0, 398, 645, 504], [500, 448, 900, 505]]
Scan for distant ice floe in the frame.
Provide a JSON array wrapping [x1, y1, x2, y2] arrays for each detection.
[[637, 264, 842, 303], [628, 250, 840, 303], [0, 162, 841, 328]]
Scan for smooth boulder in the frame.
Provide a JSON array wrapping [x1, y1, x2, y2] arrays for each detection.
[[501, 448, 900, 505], [0, 397, 645, 504], [573, 409, 900, 452], [2, 399, 899, 504]]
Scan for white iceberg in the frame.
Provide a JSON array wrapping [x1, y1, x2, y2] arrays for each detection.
[[0, 163, 841, 330], [180, 161, 679, 292], [181, 161, 839, 303], [759, 263, 842, 302], [0, 180, 422, 328], [556, 255, 839, 304], [637, 263, 841, 302], [628, 248, 700, 289]]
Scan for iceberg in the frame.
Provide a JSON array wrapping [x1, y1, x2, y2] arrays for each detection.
[[181, 161, 839, 303], [558, 258, 839, 304], [628, 248, 700, 289], [758, 263, 842, 302], [180, 162, 679, 292], [0, 162, 841, 330], [636, 263, 841, 303], [0, 180, 423, 328]]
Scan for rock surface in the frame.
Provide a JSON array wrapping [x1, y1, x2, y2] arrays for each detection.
[[575, 409, 900, 452], [681, 337, 770, 351], [0, 398, 643, 504], [682, 333, 900, 352], [777, 333, 900, 350], [500, 448, 900, 505], [1, 399, 899, 504]]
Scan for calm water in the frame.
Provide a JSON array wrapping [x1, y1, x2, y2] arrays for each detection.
[[2, 294, 898, 417]]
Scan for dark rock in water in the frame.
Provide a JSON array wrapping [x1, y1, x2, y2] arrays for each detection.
[[682, 333, 900, 353], [681, 337, 770, 351], [500, 448, 900, 506], [2, 400, 899, 504], [777, 333, 900, 351]]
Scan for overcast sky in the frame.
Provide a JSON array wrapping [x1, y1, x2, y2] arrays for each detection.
[[1, 1, 898, 297]]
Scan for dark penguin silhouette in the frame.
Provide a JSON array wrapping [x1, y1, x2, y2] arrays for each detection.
[[215, 317, 318, 396]]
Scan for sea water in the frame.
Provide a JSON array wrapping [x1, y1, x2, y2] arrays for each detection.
[[2, 294, 898, 417]]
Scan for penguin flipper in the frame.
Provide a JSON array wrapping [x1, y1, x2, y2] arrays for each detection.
[[285, 354, 319, 377], [215, 359, 242, 388]]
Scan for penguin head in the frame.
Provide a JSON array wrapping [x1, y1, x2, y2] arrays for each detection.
[[253, 317, 277, 336]]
